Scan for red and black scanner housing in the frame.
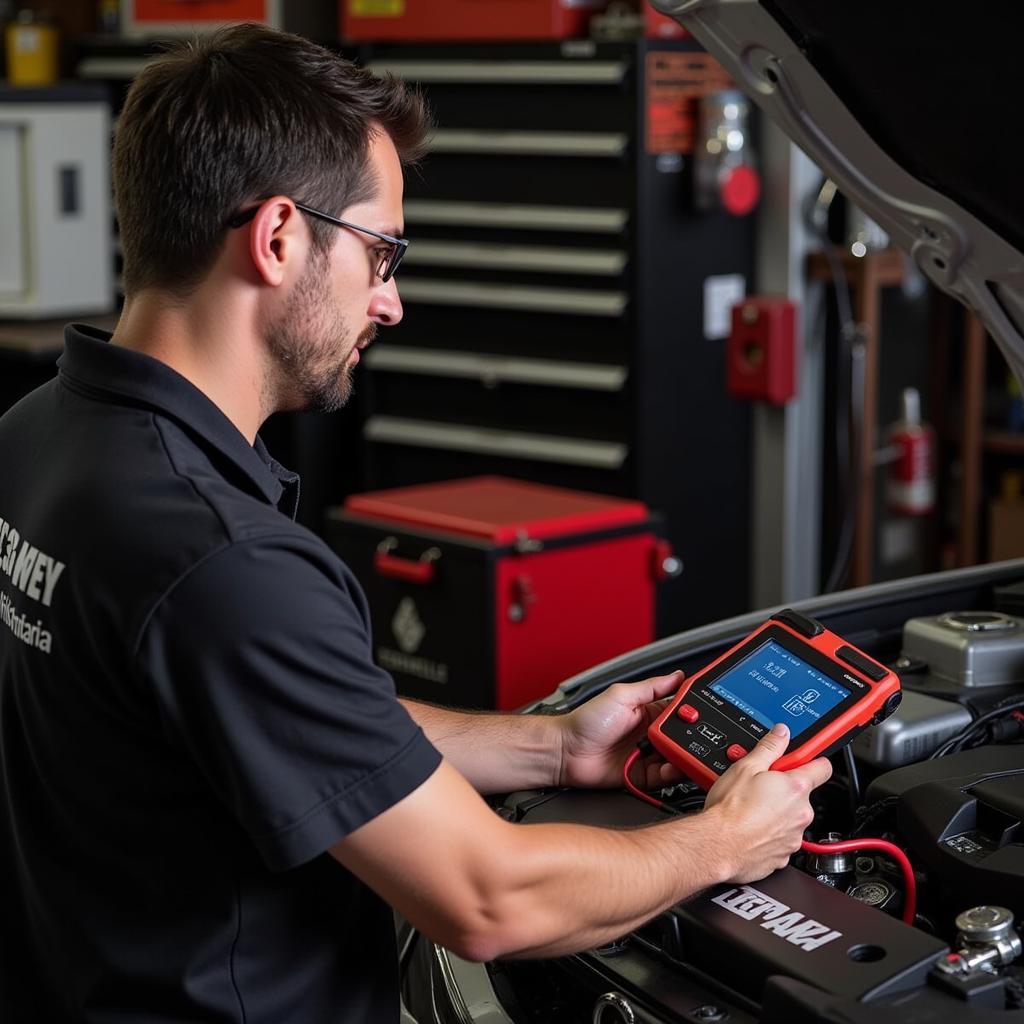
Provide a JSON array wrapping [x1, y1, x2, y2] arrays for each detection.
[[649, 608, 902, 789]]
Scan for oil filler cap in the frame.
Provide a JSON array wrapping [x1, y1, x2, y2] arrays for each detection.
[[956, 906, 1016, 944]]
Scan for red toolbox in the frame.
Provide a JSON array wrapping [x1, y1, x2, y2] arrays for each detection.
[[326, 476, 678, 709], [122, 0, 280, 34], [340, 0, 609, 42]]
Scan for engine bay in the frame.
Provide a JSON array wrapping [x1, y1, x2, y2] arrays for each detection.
[[403, 572, 1024, 1023]]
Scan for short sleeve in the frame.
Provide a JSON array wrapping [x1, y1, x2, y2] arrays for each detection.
[[135, 535, 442, 871]]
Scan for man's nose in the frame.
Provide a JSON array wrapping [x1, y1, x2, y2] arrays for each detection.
[[369, 277, 403, 327]]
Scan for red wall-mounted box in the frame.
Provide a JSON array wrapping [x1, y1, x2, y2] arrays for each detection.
[[645, 5, 687, 39], [340, 0, 608, 42], [327, 476, 674, 709], [727, 297, 798, 405]]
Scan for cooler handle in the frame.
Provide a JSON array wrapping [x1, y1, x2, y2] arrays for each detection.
[[374, 537, 441, 585]]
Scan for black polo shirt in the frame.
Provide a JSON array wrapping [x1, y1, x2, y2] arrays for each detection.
[[0, 325, 441, 1023]]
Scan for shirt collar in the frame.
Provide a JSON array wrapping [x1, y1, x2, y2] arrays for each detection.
[[58, 324, 300, 517]]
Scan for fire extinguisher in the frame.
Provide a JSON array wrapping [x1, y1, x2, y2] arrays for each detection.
[[886, 387, 935, 516]]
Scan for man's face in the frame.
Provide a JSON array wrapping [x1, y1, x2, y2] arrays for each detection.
[[263, 132, 404, 413]]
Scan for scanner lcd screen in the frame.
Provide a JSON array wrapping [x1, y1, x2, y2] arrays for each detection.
[[709, 639, 851, 740]]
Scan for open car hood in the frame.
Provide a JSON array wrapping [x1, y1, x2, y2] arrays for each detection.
[[653, 0, 1024, 383]]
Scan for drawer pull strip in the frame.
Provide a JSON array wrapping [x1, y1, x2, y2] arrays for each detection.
[[364, 346, 627, 391], [364, 416, 627, 469], [368, 60, 627, 85], [403, 240, 626, 275], [428, 129, 627, 158], [398, 278, 627, 317], [403, 200, 628, 233]]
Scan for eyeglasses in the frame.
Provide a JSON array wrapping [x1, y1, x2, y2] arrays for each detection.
[[227, 201, 409, 282]]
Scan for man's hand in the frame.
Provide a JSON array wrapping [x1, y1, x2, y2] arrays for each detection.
[[556, 671, 686, 790], [703, 723, 832, 882]]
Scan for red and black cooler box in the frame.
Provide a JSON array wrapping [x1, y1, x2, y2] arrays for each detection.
[[326, 476, 679, 710]]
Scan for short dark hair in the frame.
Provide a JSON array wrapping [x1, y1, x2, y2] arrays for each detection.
[[113, 23, 430, 296]]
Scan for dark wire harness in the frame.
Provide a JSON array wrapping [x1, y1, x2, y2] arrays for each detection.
[[842, 744, 861, 811], [929, 697, 1024, 759]]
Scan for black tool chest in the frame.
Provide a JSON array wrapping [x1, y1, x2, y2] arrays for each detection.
[[351, 38, 756, 632]]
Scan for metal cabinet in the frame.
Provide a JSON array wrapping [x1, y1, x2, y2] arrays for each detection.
[[354, 39, 756, 632]]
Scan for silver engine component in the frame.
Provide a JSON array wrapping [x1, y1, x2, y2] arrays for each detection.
[[902, 611, 1024, 690], [852, 689, 972, 767], [807, 832, 855, 888], [848, 879, 897, 910], [935, 906, 1023, 977]]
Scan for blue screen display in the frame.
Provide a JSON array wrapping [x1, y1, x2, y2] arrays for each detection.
[[709, 639, 850, 740]]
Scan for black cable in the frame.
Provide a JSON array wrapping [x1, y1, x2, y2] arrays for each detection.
[[929, 697, 1024, 759], [804, 180, 855, 331], [669, 795, 707, 814], [842, 745, 861, 815], [931, 698, 1024, 758], [824, 314, 865, 594], [825, 332, 855, 592], [804, 178, 864, 594], [852, 795, 899, 838]]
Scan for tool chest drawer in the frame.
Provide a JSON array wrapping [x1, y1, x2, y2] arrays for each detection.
[[405, 151, 633, 207], [366, 372, 631, 440], [374, 295, 629, 362]]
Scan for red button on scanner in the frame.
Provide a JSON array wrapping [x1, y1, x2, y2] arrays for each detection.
[[677, 703, 699, 723], [726, 744, 748, 762]]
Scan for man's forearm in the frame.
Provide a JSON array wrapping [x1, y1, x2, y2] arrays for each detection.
[[400, 698, 564, 794], [334, 729, 820, 964], [482, 807, 732, 959], [334, 760, 737, 964]]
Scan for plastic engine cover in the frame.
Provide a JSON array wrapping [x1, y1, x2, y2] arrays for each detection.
[[866, 746, 1024, 917], [670, 867, 947, 1003], [508, 789, 949, 1004]]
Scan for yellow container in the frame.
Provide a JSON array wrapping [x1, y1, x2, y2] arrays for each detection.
[[5, 16, 59, 87]]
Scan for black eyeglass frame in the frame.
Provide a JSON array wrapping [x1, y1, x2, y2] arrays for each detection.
[[226, 201, 409, 282]]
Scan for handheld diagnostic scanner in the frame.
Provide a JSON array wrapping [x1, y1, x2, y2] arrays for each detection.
[[648, 609, 902, 790]]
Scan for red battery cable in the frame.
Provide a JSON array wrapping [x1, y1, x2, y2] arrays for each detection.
[[622, 748, 918, 924], [800, 838, 916, 924]]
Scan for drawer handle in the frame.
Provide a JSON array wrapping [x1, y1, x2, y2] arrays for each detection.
[[403, 199, 628, 234], [374, 538, 442, 585], [364, 346, 627, 392], [397, 278, 627, 317], [403, 240, 627, 276], [364, 416, 628, 469], [367, 59, 627, 86], [428, 128, 628, 158]]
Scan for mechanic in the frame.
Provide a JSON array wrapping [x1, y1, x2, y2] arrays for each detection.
[[0, 23, 831, 1023]]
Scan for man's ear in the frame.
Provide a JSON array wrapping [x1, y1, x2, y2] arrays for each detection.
[[248, 197, 307, 287]]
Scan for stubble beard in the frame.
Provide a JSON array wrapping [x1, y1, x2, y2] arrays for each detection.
[[263, 253, 377, 414]]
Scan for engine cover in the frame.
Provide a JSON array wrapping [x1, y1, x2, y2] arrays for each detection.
[[505, 788, 949, 1004], [866, 746, 1024, 918], [671, 868, 946, 1002]]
